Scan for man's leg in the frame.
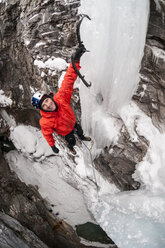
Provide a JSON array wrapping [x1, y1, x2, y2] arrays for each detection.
[[74, 123, 91, 141], [64, 131, 76, 149], [74, 123, 84, 139]]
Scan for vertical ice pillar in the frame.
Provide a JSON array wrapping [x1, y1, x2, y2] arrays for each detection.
[[79, 0, 149, 148]]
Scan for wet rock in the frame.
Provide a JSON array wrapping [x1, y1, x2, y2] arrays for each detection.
[[0, 212, 48, 248], [7, 108, 41, 128], [0, 135, 15, 152], [76, 222, 117, 246], [94, 127, 148, 191], [133, 0, 165, 131]]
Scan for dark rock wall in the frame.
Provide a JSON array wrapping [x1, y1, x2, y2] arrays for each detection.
[[0, 212, 49, 248], [0, 0, 80, 113], [94, 123, 149, 191], [133, 0, 165, 131]]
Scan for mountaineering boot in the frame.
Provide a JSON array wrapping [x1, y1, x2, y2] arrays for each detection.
[[81, 136, 91, 142], [69, 147, 77, 155]]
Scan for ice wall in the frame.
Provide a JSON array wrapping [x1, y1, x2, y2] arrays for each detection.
[[79, 0, 149, 148]]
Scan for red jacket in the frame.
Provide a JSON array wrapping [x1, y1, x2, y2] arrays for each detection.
[[39, 62, 80, 147]]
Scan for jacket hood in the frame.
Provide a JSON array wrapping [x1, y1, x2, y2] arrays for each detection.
[[40, 109, 57, 118]]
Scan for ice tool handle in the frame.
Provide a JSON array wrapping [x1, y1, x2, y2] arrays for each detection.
[[71, 14, 92, 88]]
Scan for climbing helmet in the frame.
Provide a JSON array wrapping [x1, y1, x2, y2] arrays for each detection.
[[31, 91, 46, 109]]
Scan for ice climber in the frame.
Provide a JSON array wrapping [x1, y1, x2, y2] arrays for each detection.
[[31, 46, 91, 155]]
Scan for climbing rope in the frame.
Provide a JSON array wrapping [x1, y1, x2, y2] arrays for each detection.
[[51, 133, 99, 196], [81, 140, 98, 186], [75, 135, 100, 197]]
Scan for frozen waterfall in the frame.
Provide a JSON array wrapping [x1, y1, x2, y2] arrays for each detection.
[[77, 1, 165, 248], [79, 0, 149, 149]]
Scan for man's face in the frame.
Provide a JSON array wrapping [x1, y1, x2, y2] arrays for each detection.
[[41, 98, 56, 112]]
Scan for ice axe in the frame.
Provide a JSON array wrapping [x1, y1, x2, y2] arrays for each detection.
[[71, 14, 92, 88]]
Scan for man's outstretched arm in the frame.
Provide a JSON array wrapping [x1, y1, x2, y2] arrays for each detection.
[[56, 62, 80, 104], [55, 45, 85, 104]]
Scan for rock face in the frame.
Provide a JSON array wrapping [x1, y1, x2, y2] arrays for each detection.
[[94, 129, 148, 191], [0, 212, 49, 248], [76, 222, 116, 245], [0, 147, 103, 248], [0, 0, 80, 111], [133, 0, 165, 131]]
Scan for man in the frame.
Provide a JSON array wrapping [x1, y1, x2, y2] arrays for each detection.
[[32, 46, 91, 155]]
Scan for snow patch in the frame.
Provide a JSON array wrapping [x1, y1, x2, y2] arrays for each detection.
[[19, 84, 24, 91], [41, 71, 46, 78], [0, 90, 12, 106], [10, 125, 54, 159], [11, 125, 37, 154], [34, 57, 68, 72], [24, 39, 30, 46], [0, 109, 16, 128], [29, 14, 39, 22], [34, 41, 46, 48], [58, 71, 66, 88], [30, 86, 36, 94]]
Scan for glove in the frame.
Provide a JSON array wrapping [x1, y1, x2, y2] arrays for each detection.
[[73, 44, 86, 62], [51, 145, 59, 154]]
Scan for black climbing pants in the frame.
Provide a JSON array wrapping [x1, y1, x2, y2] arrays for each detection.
[[64, 122, 84, 149]]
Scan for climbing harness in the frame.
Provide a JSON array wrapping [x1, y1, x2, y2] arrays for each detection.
[[71, 14, 92, 88]]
